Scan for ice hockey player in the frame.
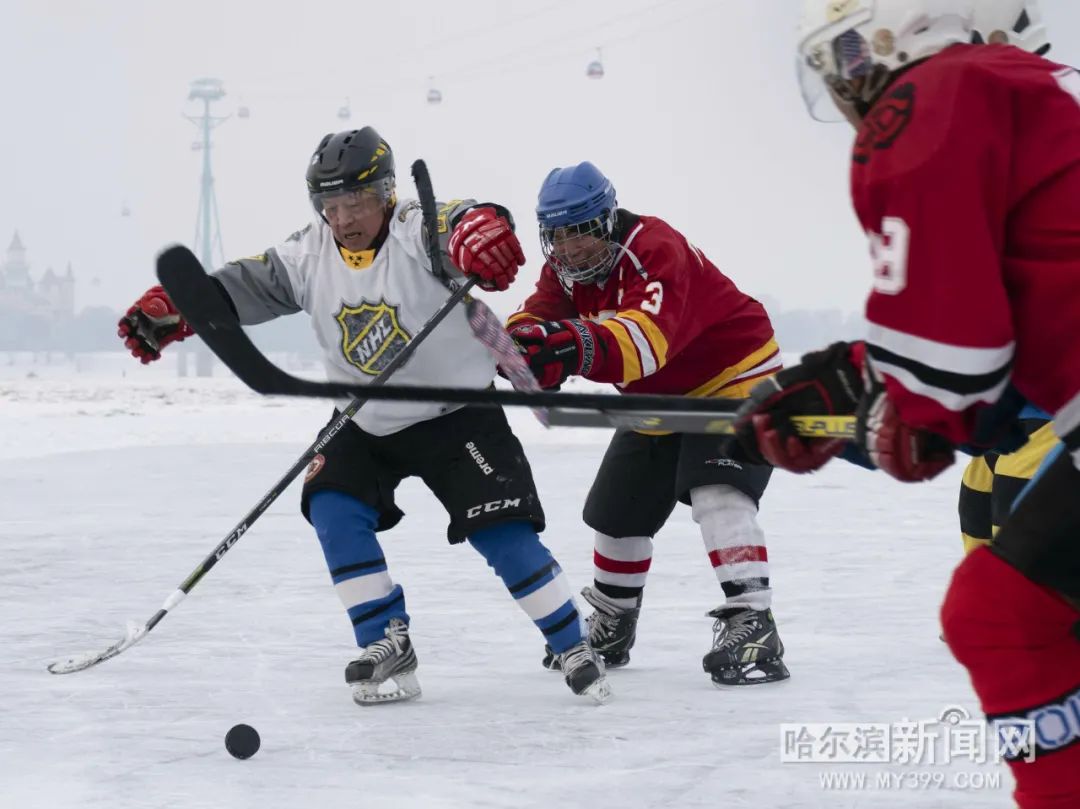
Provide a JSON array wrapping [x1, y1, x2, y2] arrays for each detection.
[[732, 2, 1080, 804], [117, 127, 610, 704], [507, 161, 789, 686]]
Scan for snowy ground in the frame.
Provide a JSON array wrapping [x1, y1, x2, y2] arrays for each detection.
[[1, 357, 1017, 809]]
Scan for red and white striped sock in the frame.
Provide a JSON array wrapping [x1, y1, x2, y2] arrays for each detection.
[[592, 532, 653, 610], [691, 484, 772, 612]]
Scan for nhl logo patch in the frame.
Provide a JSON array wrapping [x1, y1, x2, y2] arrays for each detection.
[[335, 300, 412, 376]]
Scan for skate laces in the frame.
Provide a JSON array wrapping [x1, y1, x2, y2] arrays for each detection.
[[558, 642, 599, 675], [581, 587, 634, 641], [355, 638, 395, 664], [710, 609, 762, 651], [357, 620, 409, 664], [582, 590, 619, 639]]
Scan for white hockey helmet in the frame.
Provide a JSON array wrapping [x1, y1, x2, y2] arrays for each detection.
[[971, 0, 1050, 55], [797, 0, 974, 121]]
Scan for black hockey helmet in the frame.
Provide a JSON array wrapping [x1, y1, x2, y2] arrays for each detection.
[[306, 127, 396, 214]]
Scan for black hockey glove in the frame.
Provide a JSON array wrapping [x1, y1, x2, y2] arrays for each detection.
[[730, 341, 863, 472], [508, 319, 596, 389]]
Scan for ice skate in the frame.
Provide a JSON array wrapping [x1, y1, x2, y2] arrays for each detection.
[[556, 640, 612, 703], [702, 607, 790, 687], [345, 618, 421, 705], [542, 586, 641, 670]]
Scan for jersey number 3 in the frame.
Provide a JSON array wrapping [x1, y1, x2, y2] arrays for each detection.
[[641, 281, 663, 314], [869, 217, 909, 295]]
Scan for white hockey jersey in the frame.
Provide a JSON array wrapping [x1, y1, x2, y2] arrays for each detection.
[[212, 199, 496, 435]]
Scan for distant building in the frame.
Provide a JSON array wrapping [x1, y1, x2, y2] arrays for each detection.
[[0, 231, 75, 320]]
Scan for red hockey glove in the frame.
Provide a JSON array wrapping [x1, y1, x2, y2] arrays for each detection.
[[448, 207, 525, 291], [942, 548, 1080, 809], [732, 341, 863, 472], [509, 319, 596, 389], [855, 360, 954, 482], [117, 285, 194, 364]]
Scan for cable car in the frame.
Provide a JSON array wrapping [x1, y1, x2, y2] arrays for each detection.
[[586, 48, 604, 79]]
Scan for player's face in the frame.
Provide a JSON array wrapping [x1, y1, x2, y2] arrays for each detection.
[[827, 82, 866, 128], [547, 228, 609, 271], [319, 189, 387, 251]]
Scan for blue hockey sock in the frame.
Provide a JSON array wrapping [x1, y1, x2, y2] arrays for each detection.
[[468, 521, 584, 655], [309, 490, 408, 646]]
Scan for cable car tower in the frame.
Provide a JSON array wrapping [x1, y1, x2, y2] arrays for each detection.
[[185, 78, 230, 273], [184, 78, 242, 376]]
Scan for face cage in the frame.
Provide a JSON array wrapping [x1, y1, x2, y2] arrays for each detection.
[[310, 176, 396, 220], [539, 213, 618, 285], [799, 26, 879, 122]]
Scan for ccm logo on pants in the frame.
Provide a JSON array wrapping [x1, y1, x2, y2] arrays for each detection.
[[466, 498, 521, 519]]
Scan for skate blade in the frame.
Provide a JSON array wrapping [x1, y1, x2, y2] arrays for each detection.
[[351, 671, 422, 705], [710, 660, 790, 688], [545, 654, 628, 672], [580, 676, 613, 704]]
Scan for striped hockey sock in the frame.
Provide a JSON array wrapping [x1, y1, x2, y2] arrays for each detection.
[[691, 484, 772, 612], [309, 490, 407, 646], [469, 521, 584, 655], [592, 532, 653, 609]]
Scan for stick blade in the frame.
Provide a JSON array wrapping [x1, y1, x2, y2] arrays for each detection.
[[156, 244, 236, 336], [46, 621, 147, 674], [155, 245, 293, 395]]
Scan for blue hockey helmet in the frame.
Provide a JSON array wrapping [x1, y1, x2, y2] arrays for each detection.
[[536, 162, 618, 285]]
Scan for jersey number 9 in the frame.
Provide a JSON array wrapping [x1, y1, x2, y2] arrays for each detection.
[[869, 217, 909, 296]]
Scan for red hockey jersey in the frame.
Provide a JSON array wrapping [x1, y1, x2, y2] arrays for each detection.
[[509, 212, 779, 399], [851, 44, 1080, 447]]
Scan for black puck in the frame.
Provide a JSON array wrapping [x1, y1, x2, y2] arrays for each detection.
[[225, 724, 260, 759]]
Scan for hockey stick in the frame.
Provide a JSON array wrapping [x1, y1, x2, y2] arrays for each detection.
[[145, 255, 855, 438], [461, 297, 549, 426], [443, 245, 857, 437], [147, 248, 851, 435], [127, 311, 852, 438], [147, 266, 853, 437], [47, 162, 474, 674]]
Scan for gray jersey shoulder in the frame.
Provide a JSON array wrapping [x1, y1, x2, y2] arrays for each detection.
[[208, 198, 495, 436], [211, 198, 477, 325]]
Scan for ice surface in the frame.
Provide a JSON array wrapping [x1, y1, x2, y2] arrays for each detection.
[[0, 363, 1014, 808]]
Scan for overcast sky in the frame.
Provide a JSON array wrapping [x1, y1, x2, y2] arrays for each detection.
[[3, 0, 1079, 318]]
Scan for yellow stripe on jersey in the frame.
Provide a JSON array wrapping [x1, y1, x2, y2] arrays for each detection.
[[617, 309, 669, 369], [506, 311, 545, 328], [686, 337, 780, 399], [714, 375, 771, 400], [599, 318, 643, 384]]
